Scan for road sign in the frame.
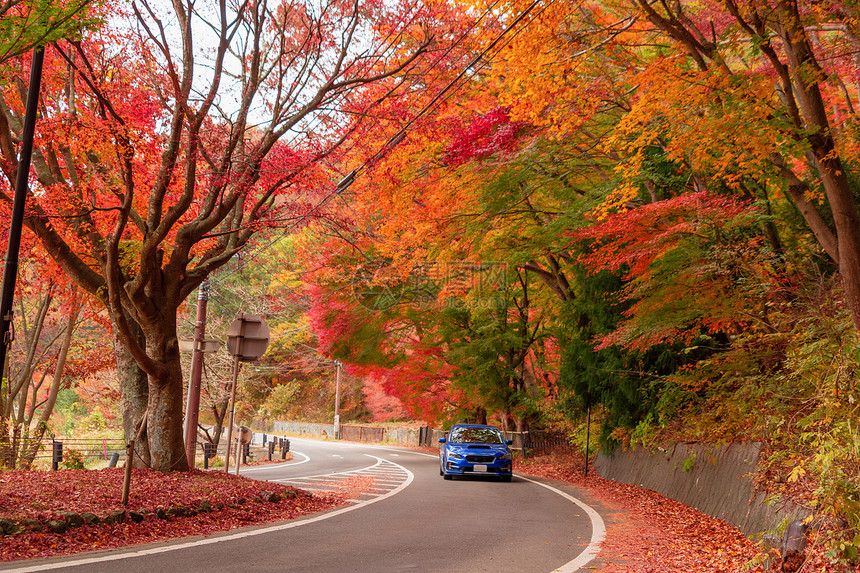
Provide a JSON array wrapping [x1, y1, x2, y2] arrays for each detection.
[[237, 426, 252, 445], [226, 314, 269, 362], [224, 314, 269, 473], [178, 338, 222, 353]]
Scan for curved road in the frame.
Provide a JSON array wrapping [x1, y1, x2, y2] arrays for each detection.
[[0, 437, 605, 573]]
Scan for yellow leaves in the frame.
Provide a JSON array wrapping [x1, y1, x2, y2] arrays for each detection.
[[787, 463, 806, 484], [804, 187, 825, 203], [592, 184, 639, 221]]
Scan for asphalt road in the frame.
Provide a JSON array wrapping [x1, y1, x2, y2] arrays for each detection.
[[0, 438, 605, 573]]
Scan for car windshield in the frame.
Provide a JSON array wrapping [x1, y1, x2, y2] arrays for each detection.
[[449, 427, 504, 444]]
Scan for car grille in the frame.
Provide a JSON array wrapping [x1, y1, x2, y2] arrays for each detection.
[[466, 455, 495, 463]]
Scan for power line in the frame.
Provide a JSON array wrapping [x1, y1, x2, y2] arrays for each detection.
[[359, 0, 544, 171], [206, 0, 547, 290], [184, 0, 550, 337]]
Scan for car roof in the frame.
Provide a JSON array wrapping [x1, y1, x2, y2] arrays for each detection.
[[450, 423, 501, 429]]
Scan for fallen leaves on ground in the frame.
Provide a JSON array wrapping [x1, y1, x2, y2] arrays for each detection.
[[0, 468, 343, 563], [517, 449, 857, 572], [3, 450, 857, 571]]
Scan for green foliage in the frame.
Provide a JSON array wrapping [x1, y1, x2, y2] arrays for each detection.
[[681, 453, 696, 473], [52, 389, 86, 436], [630, 414, 658, 449], [77, 410, 107, 433], [54, 388, 80, 411], [754, 313, 860, 563], [261, 381, 301, 419], [0, 0, 99, 67], [61, 449, 86, 470]]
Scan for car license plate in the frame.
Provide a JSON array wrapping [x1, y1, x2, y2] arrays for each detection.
[[473, 464, 488, 472]]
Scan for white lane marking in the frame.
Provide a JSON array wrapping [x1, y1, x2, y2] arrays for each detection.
[[3, 455, 414, 573], [517, 476, 606, 572], [273, 457, 409, 498], [407, 450, 604, 572], [332, 454, 343, 458], [238, 450, 310, 473], [271, 458, 385, 481]]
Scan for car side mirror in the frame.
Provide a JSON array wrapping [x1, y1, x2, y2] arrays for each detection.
[[438, 437, 446, 443], [506, 440, 513, 445]]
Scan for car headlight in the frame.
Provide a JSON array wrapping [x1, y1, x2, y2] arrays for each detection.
[[497, 452, 512, 460], [448, 452, 463, 460]]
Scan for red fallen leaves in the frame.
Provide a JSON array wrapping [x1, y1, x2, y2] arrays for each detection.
[[320, 474, 377, 499], [0, 468, 343, 563], [4, 453, 856, 570], [517, 449, 857, 572]]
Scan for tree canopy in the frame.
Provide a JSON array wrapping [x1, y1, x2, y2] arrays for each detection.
[[3, 0, 860, 560]]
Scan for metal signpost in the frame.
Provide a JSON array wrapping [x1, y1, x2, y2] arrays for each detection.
[[223, 314, 269, 472], [334, 361, 342, 439]]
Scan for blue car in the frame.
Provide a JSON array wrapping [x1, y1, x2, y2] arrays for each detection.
[[439, 424, 513, 481]]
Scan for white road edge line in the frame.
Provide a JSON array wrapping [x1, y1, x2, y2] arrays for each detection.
[[407, 450, 605, 572], [2, 455, 413, 573], [517, 475, 606, 572], [238, 450, 311, 472]]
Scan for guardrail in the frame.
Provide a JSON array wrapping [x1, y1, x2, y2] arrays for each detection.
[[1, 436, 126, 470], [2, 425, 569, 470]]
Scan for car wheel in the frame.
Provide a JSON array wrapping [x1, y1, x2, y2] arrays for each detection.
[[443, 473, 452, 480], [501, 475, 512, 482], [439, 467, 443, 476]]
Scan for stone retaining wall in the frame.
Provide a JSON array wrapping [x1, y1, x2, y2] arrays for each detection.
[[270, 420, 336, 439], [268, 420, 426, 446], [594, 442, 808, 543]]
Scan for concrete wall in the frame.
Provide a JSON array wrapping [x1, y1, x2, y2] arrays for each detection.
[[269, 420, 429, 446], [271, 420, 336, 439], [594, 443, 808, 542], [265, 421, 547, 451]]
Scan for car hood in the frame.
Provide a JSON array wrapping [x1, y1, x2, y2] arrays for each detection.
[[446, 443, 510, 454]]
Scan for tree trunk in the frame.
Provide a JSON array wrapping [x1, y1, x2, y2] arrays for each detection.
[[113, 316, 151, 467], [777, 13, 860, 329], [206, 399, 229, 449], [515, 415, 528, 434], [475, 407, 487, 425], [145, 333, 188, 471], [822, 165, 860, 330]]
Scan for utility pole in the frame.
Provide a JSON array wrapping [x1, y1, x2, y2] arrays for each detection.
[[333, 361, 342, 439], [0, 48, 44, 383], [584, 405, 591, 478], [183, 278, 209, 469]]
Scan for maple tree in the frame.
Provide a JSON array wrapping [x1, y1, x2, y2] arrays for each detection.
[[0, 220, 113, 469], [0, 0, 95, 66], [0, 0, 448, 470], [294, 0, 860, 563], [607, 0, 860, 329], [0, 272, 78, 468]]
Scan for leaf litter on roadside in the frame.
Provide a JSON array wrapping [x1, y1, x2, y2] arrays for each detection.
[[0, 468, 343, 562]]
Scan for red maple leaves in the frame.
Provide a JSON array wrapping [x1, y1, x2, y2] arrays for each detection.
[[442, 106, 530, 166], [0, 468, 343, 563]]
